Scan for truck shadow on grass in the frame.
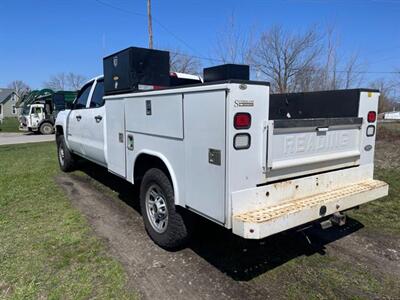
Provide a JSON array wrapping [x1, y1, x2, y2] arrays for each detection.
[[189, 217, 363, 281], [77, 161, 365, 282]]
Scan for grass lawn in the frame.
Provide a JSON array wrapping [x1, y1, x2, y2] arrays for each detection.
[[349, 168, 400, 235], [0, 117, 20, 133], [0, 142, 136, 299]]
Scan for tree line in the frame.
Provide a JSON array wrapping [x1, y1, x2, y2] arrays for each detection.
[[171, 17, 400, 112], [6, 18, 399, 112], [7, 72, 87, 104]]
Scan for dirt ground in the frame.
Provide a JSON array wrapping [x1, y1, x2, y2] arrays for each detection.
[[56, 173, 266, 300], [375, 140, 400, 169], [56, 156, 400, 299], [375, 122, 400, 169]]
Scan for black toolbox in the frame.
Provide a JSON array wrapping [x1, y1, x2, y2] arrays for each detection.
[[203, 64, 249, 82], [103, 47, 170, 95]]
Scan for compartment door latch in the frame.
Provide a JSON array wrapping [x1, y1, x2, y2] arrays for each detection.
[[127, 134, 134, 150], [209, 149, 221, 166]]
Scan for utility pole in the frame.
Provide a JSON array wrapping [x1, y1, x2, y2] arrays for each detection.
[[147, 0, 153, 49]]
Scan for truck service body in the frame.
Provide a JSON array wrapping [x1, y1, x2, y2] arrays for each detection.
[[55, 47, 388, 248]]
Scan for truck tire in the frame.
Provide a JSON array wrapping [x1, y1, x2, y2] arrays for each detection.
[[56, 135, 76, 172], [40, 122, 54, 135], [140, 168, 191, 249]]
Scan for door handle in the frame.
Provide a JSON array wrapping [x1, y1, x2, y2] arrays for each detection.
[[94, 115, 103, 123], [316, 127, 329, 132], [76, 115, 82, 121]]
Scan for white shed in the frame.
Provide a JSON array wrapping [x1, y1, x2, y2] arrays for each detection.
[[383, 111, 400, 120]]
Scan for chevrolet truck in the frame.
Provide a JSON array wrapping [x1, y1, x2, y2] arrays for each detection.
[[55, 47, 388, 249]]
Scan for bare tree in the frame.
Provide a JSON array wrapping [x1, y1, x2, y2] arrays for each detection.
[[43, 73, 67, 90], [342, 52, 365, 89], [7, 80, 30, 101], [309, 25, 366, 91], [317, 25, 342, 90], [315, 52, 364, 91], [213, 20, 367, 93], [395, 69, 400, 94], [251, 25, 322, 93], [214, 13, 253, 65], [170, 50, 202, 74], [292, 65, 320, 92], [370, 79, 396, 113], [44, 72, 86, 91], [66, 72, 87, 90]]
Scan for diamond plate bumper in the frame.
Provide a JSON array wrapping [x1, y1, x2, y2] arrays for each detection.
[[232, 179, 388, 239]]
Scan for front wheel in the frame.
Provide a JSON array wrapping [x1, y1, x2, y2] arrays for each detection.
[[40, 122, 54, 135], [56, 135, 76, 172], [140, 168, 191, 249]]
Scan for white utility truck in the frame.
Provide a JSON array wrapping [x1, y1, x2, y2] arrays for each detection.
[[55, 47, 388, 249]]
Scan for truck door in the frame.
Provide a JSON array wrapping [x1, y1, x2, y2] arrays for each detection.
[[67, 81, 94, 155], [30, 106, 44, 129], [82, 79, 106, 166]]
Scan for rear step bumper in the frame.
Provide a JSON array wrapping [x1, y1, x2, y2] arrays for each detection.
[[232, 179, 388, 239]]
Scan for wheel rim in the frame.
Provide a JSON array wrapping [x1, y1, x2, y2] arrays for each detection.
[[145, 184, 168, 233], [43, 125, 52, 134], [59, 146, 65, 166]]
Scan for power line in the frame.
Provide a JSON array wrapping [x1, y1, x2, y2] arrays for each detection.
[[94, 0, 400, 75], [94, 0, 146, 17], [94, 0, 200, 55]]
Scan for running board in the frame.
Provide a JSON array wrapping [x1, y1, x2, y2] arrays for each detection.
[[232, 179, 388, 239]]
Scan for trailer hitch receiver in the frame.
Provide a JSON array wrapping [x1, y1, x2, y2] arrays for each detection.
[[330, 212, 346, 226]]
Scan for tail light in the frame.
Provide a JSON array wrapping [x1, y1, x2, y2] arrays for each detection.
[[367, 111, 376, 123], [234, 113, 251, 129]]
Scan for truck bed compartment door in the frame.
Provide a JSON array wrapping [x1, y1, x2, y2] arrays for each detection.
[[266, 118, 362, 181], [183, 90, 226, 223], [105, 99, 126, 177]]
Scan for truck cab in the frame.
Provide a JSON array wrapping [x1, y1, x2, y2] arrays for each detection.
[[20, 103, 51, 134], [56, 76, 106, 164]]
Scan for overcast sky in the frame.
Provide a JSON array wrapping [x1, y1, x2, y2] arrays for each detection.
[[0, 0, 399, 89]]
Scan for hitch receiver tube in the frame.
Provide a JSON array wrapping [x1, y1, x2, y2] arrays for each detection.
[[330, 212, 346, 226]]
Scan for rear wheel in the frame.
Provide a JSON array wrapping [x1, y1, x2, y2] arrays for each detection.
[[140, 168, 191, 249], [57, 135, 76, 172], [40, 122, 54, 135]]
